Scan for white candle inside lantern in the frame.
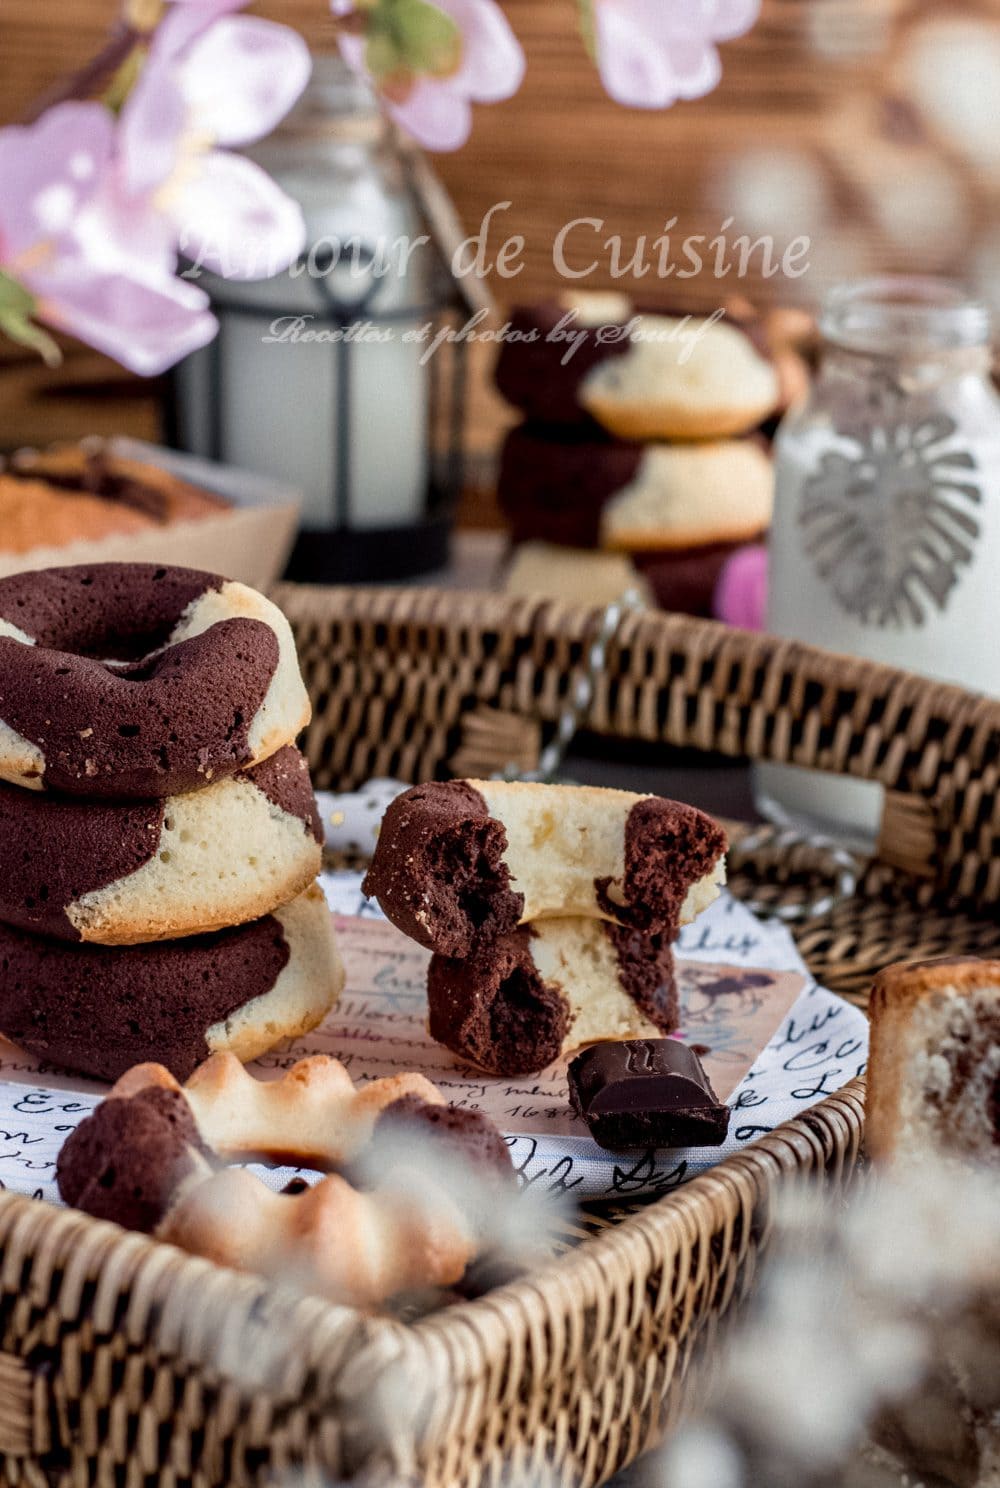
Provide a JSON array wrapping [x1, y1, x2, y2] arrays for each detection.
[[173, 57, 432, 534]]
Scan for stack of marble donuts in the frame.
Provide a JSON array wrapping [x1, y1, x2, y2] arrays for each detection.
[[0, 563, 343, 1083], [363, 779, 728, 1076], [494, 292, 809, 615]]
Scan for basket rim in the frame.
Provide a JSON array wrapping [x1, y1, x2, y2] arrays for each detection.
[[0, 1077, 865, 1381], [408, 1075, 865, 1346], [272, 580, 1000, 730]]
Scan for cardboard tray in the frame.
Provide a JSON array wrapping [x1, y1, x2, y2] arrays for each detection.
[[0, 438, 301, 590]]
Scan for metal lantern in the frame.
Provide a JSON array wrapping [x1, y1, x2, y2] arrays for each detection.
[[164, 57, 471, 583]]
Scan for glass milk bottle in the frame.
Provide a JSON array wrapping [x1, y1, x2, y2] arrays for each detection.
[[754, 278, 1000, 848]]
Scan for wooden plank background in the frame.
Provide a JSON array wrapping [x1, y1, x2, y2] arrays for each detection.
[[1, 0, 997, 487]]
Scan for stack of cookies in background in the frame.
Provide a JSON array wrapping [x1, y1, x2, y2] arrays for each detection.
[[0, 562, 343, 1085], [494, 293, 809, 616], [363, 779, 727, 1079]]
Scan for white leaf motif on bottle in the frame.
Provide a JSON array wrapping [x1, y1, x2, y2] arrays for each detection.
[[798, 415, 981, 627]]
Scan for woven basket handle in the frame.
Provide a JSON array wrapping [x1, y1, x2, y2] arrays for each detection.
[[597, 613, 1000, 910]]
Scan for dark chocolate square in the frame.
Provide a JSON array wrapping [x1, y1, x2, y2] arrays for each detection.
[[568, 1039, 730, 1151]]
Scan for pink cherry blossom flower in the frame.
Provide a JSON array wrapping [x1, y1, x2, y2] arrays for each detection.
[[0, 103, 216, 375], [333, 0, 525, 152], [595, 0, 761, 109], [713, 543, 769, 632], [0, 5, 311, 376]]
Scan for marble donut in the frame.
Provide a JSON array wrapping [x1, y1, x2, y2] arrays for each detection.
[[363, 780, 727, 958], [597, 440, 774, 553], [427, 919, 678, 1076], [0, 883, 344, 1082], [497, 425, 773, 615], [0, 563, 310, 798], [0, 745, 322, 945]]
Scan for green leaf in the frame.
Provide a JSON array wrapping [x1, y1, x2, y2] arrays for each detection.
[[101, 43, 149, 115], [365, 24, 406, 80], [388, 0, 461, 78], [0, 273, 62, 367], [0, 310, 62, 367], [0, 270, 36, 319]]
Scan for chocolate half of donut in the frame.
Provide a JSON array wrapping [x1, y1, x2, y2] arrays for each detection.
[[427, 923, 678, 1076], [56, 1087, 214, 1233], [362, 781, 523, 955], [595, 798, 728, 939], [632, 540, 766, 619], [0, 563, 221, 659], [373, 1096, 515, 1189], [498, 423, 643, 549], [0, 915, 291, 1082]]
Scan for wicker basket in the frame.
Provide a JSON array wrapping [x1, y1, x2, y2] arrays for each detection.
[[0, 586, 996, 1488]]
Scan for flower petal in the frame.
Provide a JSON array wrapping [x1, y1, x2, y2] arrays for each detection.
[[157, 0, 249, 61], [595, 5, 679, 108], [27, 259, 217, 376], [73, 173, 179, 284], [335, 30, 367, 75], [118, 63, 188, 198], [434, 0, 526, 101], [169, 149, 306, 278], [593, 0, 756, 107], [386, 76, 474, 151], [0, 104, 114, 263], [713, 544, 768, 632], [704, 0, 761, 42], [178, 17, 312, 146], [663, 36, 722, 98]]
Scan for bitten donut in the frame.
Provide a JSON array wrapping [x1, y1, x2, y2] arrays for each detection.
[[363, 781, 727, 956], [0, 745, 322, 944], [428, 920, 678, 1076], [866, 956, 1000, 1166], [0, 883, 344, 1082], [580, 314, 781, 441], [57, 1052, 514, 1305], [0, 563, 310, 798]]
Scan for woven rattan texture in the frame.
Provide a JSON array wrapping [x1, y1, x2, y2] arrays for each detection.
[[0, 1084, 863, 1488], [0, 588, 987, 1487], [277, 584, 1000, 999]]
